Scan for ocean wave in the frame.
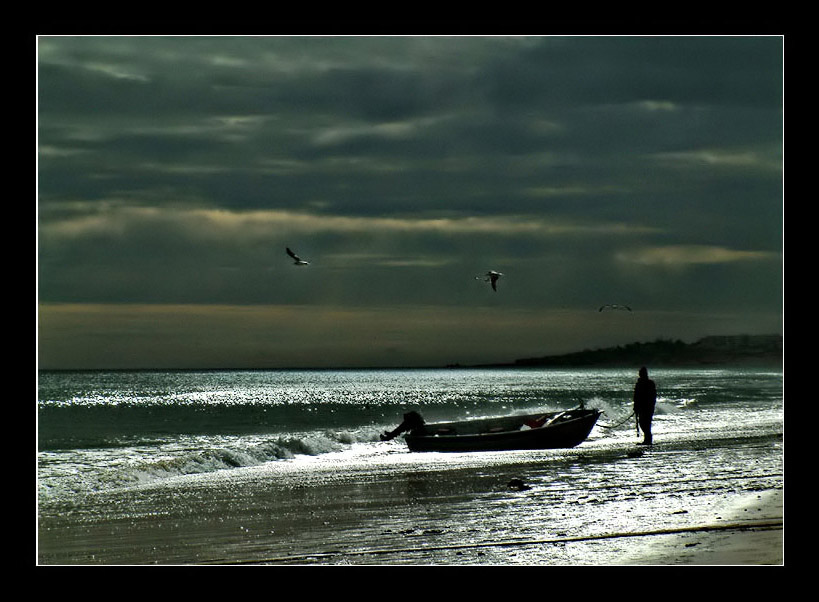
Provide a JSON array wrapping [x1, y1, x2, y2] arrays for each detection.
[[38, 428, 384, 503]]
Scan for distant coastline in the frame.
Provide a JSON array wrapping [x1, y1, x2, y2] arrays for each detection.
[[39, 334, 783, 372], [455, 334, 783, 369]]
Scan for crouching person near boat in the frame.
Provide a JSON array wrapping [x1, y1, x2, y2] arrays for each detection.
[[381, 411, 425, 441], [633, 366, 657, 445]]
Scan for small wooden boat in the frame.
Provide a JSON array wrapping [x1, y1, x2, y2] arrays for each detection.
[[386, 408, 602, 453]]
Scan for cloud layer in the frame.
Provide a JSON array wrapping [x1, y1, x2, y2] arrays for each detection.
[[37, 35, 783, 368]]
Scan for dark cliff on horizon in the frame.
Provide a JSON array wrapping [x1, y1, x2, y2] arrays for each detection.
[[473, 334, 783, 369]]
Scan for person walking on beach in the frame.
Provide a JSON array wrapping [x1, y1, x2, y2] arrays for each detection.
[[633, 366, 657, 445]]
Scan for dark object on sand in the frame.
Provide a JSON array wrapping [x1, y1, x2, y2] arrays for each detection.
[[507, 478, 531, 491], [384, 408, 601, 453]]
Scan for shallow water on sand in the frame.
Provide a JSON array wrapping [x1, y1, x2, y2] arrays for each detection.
[[38, 367, 783, 565]]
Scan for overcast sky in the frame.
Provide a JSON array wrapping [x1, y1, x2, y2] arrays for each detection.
[[37, 35, 783, 369]]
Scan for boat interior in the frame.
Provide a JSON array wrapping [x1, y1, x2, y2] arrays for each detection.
[[419, 409, 592, 437]]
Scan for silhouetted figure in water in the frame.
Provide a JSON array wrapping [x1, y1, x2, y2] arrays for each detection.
[[381, 411, 425, 441], [633, 366, 657, 445]]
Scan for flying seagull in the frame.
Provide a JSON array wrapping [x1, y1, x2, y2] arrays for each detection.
[[477, 270, 503, 291], [286, 247, 310, 266], [599, 304, 632, 312]]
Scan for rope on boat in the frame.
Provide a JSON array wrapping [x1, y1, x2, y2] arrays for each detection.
[[598, 411, 635, 430]]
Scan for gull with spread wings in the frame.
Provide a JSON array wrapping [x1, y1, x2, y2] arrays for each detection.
[[477, 270, 503, 291], [598, 304, 631, 312], [286, 247, 310, 266]]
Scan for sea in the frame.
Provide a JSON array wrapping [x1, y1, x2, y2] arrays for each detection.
[[36, 366, 784, 565]]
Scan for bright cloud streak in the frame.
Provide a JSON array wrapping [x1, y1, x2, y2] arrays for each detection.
[[41, 205, 661, 242], [651, 148, 781, 170], [616, 244, 778, 266]]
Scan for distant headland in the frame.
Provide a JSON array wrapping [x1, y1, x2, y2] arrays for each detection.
[[456, 334, 783, 369]]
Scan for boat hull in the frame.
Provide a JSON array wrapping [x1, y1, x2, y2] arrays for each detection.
[[404, 409, 602, 453]]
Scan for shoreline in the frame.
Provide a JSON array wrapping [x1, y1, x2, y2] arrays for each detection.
[[616, 489, 783, 565], [38, 433, 784, 566], [206, 462, 784, 566], [38, 467, 783, 566]]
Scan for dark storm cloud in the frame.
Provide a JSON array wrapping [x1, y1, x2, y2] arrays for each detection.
[[38, 36, 782, 215], [480, 37, 782, 109]]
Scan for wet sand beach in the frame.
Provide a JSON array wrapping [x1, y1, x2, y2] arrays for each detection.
[[39, 443, 783, 566], [240, 470, 784, 566], [204, 468, 784, 566], [614, 489, 783, 565]]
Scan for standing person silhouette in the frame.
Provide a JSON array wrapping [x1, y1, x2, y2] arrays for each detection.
[[633, 366, 657, 445]]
